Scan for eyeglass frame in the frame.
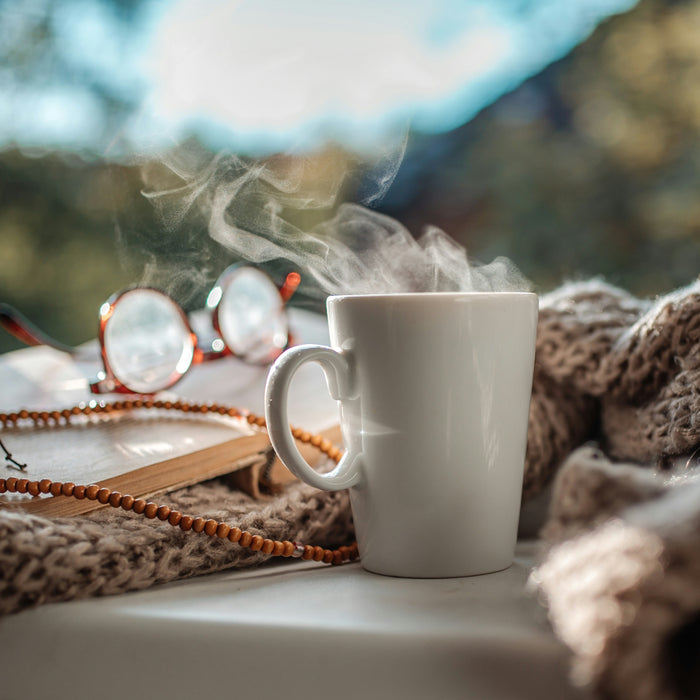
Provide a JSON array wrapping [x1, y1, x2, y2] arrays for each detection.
[[0, 265, 301, 396]]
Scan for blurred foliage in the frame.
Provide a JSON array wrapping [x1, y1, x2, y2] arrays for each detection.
[[0, 151, 135, 353], [2, 0, 700, 355], [380, 0, 700, 292]]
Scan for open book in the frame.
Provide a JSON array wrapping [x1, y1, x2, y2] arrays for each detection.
[[0, 308, 340, 516]]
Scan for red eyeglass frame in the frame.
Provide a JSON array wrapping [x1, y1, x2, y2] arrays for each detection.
[[0, 267, 301, 396]]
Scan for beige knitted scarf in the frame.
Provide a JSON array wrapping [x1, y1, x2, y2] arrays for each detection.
[[2, 278, 700, 699], [530, 278, 700, 700]]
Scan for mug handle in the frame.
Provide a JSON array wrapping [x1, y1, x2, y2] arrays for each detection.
[[264, 344, 362, 491]]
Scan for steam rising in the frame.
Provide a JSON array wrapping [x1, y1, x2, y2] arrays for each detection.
[[142, 150, 530, 297]]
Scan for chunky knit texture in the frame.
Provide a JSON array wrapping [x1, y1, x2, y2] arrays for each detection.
[[0, 479, 353, 616], [524, 277, 700, 498], [529, 278, 700, 700], [534, 448, 700, 700]]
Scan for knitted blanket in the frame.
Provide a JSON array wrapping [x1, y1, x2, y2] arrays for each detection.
[[533, 447, 700, 700], [529, 278, 700, 700], [3, 278, 700, 700], [0, 479, 353, 615]]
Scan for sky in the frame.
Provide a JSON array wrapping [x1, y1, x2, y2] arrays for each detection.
[[0, 0, 639, 157]]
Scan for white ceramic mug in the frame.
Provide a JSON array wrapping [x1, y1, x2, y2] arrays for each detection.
[[264, 292, 538, 578]]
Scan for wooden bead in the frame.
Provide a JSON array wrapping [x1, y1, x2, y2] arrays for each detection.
[[332, 551, 343, 565], [312, 546, 325, 562], [204, 519, 218, 536], [27, 481, 40, 496], [228, 527, 242, 543], [249, 535, 264, 551], [73, 485, 87, 499], [18, 409, 29, 420], [144, 502, 158, 519], [179, 515, 194, 531], [261, 539, 275, 554], [62, 482, 75, 497], [239, 531, 253, 548], [50, 482, 63, 497], [272, 541, 285, 556], [85, 485, 100, 500], [310, 434, 322, 447], [97, 488, 111, 504], [0, 479, 6, 494], [302, 545, 314, 561], [281, 541, 294, 557], [109, 492, 123, 508], [192, 517, 206, 533], [216, 523, 230, 539], [156, 505, 171, 521], [120, 495, 135, 511], [168, 511, 182, 526], [322, 550, 334, 564], [6, 477, 18, 492], [132, 498, 147, 514], [17, 478, 29, 494]]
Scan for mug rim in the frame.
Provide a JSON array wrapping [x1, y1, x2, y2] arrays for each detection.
[[327, 291, 537, 304]]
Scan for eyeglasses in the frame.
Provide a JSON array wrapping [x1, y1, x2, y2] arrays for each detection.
[[0, 265, 300, 395]]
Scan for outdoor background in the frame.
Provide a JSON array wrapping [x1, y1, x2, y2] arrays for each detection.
[[2, 0, 700, 354]]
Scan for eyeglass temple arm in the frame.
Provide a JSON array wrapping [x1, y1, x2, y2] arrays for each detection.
[[279, 272, 302, 350], [0, 303, 80, 356], [279, 272, 301, 305]]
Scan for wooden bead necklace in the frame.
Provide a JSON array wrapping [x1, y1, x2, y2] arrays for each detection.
[[0, 398, 359, 566]]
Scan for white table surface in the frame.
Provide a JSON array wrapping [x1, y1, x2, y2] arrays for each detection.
[[0, 308, 586, 700], [0, 543, 588, 700]]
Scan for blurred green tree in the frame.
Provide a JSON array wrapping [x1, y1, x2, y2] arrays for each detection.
[[382, 0, 700, 293]]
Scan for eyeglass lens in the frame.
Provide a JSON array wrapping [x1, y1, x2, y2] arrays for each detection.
[[216, 267, 288, 364], [104, 289, 195, 394]]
